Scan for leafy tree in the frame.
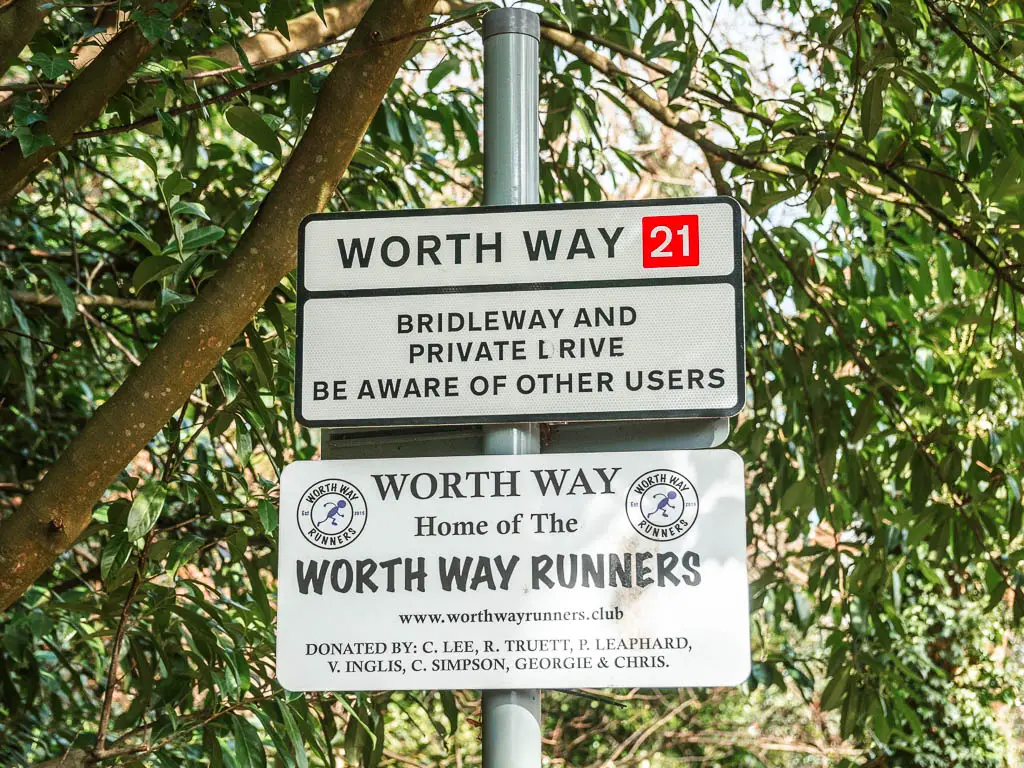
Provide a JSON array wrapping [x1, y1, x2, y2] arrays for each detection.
[[1, 0, 1022, 766]]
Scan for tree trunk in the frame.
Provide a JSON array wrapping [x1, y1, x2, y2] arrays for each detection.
[[0, 0, 438, 612], [0, 1, 188, 204], [0, 0, 44, 81]]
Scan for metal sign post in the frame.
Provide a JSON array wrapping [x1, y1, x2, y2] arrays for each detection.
[[481, 9, 542, 768]]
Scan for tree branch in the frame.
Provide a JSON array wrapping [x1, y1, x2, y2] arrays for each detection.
[[0, 0, 190, 205], [72, 11, 475, 141], [544, 27, 1024, 296], [8, 290, 157, 311], [927, 0, 1024, 91], [203, 0, 372, 72], [537, 20, 773, 129], [538, 26, 792, 177], [0, 0, 439, 612], [93, 531, 154, 754]]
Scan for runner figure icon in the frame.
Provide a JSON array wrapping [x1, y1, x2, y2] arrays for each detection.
[[647, 491, 678, 519], [626, 470, 699, 542], [318, 499, 347, 528]]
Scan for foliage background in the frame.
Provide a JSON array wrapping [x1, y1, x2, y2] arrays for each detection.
[[1, 0, 1023, 765]]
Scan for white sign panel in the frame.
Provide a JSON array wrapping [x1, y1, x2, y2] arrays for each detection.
[[296, 198, 743, 427], [276, 450, 750, 691]]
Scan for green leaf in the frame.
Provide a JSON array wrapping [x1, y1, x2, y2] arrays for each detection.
[[113, 209, 161, 255], [278, 702, 309, 768], [850, 395, 876, 443], [860, 75, 885, 141], [427, 55, 460, 90], [162, 170, 194, 198], [180, 225, 226, 252], [561, 0, 578, 28], [986, 152, 1022, 201], [288, 77, 316, 123], [935, 249, 953, 302], [132, 6, 173, 41], [243, 557, 271, 621], [40, 264, 77, 324], [235, 416, 253, 467], [133, 255, 179, 291], [257, 499, 278, 534], [0, 285, 12, 325], [440, 691, 459, 735], [29, 53, 75, 80], [126, 483, 168, 541], [226, 106, 282, 159], [820, 669, 849, 711], [266, 0, 293, 37], [910, 452, 930, 514], [170, 200, 209, 220], [232, 714, 267, 768], [14, 127, 54, 158], [107, 144, 159, 175], [101, 533, 133, 584]]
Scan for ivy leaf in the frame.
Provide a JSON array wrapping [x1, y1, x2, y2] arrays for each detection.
[[131, 6, 174, 41], [14, 127, 54, 158], [29, 53, 75, 80], [12, 98, 48, 127], [226, 105, 282, 159], [126, 484, 168, 541]]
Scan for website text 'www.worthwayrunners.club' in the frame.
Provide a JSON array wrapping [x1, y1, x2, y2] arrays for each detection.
[[398, 607, 624, 626]]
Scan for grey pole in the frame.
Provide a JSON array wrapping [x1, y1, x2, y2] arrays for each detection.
[[481, 8, 542, 768]]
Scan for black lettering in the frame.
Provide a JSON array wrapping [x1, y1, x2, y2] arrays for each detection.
[[380, 235, 410, 267], [418, 235, 441, 265], [373, 473, 409, 500], [296, 559, 329, 595], [337, 237, 374, 268], [523, 229, 561, 260]]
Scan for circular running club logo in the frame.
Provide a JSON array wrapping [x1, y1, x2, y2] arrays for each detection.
[[296, 478, 367, 549], [626, 469, 699, 542]]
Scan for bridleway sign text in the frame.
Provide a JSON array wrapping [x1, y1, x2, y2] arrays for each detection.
[[296, 198, 744, 428]]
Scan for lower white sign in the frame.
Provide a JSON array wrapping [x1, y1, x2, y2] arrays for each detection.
[[276, 450, 750, 691]]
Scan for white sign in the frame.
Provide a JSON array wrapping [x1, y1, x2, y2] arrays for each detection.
[[296, 198, 743, 427], [276, 450, 750, 691]]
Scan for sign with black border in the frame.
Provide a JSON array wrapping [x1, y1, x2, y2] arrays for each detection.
[[296, 197, 744, 427]]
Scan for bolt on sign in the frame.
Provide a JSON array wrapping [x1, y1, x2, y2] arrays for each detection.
[[276, 450, 750, 691], [295, 198, 744, 427]]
